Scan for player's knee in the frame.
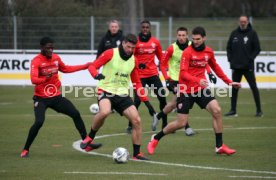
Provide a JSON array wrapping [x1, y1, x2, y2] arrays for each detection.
[[131, 115, 141, 128], [212, 106, 221, 117], [98, 108, 111, 118], [34, 120, 44, 128], [71, 110, 81, 119], [167, 102, 176, 110], [178, 120, 187, 128]]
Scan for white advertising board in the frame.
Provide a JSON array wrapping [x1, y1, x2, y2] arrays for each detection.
[[0, 53, 275, 88]]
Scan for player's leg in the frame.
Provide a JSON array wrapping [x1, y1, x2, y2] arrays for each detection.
[[118, 95, 148, 160], [225, 69, 242, 116], [21, 97, 47, 157], [152, 94, 176, 130], [81, 96, 112, 150], [50, 96, 87, 140], [243, 70, 263, 117], [123, 105, 146, 159], [205, 97, 236, 155], [150, 76, 167, 128], [127, 78, 148, 133], [148, 94, 191, 155]]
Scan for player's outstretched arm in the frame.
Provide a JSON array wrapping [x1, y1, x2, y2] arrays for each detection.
[[229, 82, 241, 89]]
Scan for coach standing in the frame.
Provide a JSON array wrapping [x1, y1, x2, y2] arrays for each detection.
[[96, 20, 124, 58], [225, 15, 262, 117]]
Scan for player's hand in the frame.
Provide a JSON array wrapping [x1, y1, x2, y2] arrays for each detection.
[[46, 73, 52, 79], [144, 101, 156, 116], [199, 79, 208, 87], [138, 63, 146, 69], [165, 79, 174, 92], [95, 73, 105, 80], [208, 73, 217, 84], [230, 82, 241, 89]]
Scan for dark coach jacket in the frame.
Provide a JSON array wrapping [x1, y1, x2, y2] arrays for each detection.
[[226, 23, 261, 70], [96, 30, 124, 58]]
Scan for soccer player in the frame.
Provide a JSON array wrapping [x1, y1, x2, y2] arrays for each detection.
[[80, 34, 154, 160], [126, 20, 166, 133], [20, 37, 101, 158], [152, 27, 217, 135], [147, 27, 241, 155]]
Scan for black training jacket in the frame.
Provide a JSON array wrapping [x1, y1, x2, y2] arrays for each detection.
[[226, 23, 261, 70], [96, 30, 124, 58]]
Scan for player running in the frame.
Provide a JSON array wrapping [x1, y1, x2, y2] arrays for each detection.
[[147, 27, 241, 156], [126, 20, 166, 133], [152, 27, 217, 135], [80, 34, 154, 160]]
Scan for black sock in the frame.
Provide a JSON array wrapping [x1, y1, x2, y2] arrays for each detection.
[[162, 115, 167, 129], [157, 111, 166, 119], [154, 130, 165, 141], [215, 133, 223, 148], [185, 122, 190, 130], [89, 128, 98, 139], [133, 144, 140, 157]]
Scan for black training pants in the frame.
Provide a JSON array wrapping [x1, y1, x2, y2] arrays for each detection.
[[231, 69, 262, 112], [23, 95, 87, 150], [133, 75, 167, 127]]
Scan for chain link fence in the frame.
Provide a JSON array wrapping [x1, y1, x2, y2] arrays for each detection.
[[1, 16, 276, 51]]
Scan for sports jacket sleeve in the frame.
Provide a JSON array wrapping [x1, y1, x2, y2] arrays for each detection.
[[88, 49, 113, 78], [130, 58, 149, 102], [58, 57, 90, 73], [155, 40, 163, 61], [226, 31, 234, 62], [250, 31, 261, 60], [206, 64, 211, 74], [208, 52, 232, 85], [30, 59, 47, 85], [160, 45, 174, 80]]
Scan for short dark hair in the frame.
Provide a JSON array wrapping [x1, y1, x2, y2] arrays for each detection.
[[177, 27, 188, 32], [40, 37, 54, 46], [124, 34, 137, 44], [192, 27, 206, 37], [140, 20, 151, 26]]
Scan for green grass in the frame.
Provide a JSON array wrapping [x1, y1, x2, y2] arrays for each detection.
[[0, 86, 275, 179]]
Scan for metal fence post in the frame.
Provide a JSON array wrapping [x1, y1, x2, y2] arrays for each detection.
[[13, 16, 17, 50], [168, 16, 172, 45], [90, 16, 94, 51]]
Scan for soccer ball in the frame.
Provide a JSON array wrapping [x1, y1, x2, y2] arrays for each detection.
[[112, 147, 129, 164], [89, 103, 99, 114]]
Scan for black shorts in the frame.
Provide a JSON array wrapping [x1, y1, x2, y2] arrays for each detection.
[[176, 88, 215, 114], [98, 92, 134, 116]]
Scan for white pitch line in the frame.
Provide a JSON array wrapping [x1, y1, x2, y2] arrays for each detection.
[[72, 127, 276, 176], [64, 171, 167, 176], [229, 175, 276, 179]]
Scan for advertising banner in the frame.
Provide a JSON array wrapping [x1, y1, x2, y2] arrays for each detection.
[[0, 53, 275, 88]]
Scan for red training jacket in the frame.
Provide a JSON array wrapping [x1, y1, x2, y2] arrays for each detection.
[[160, 44, 212, 80], [179, 46, 232, 94], [31, 53, 89, 97], [134, 37, 163, 78]]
